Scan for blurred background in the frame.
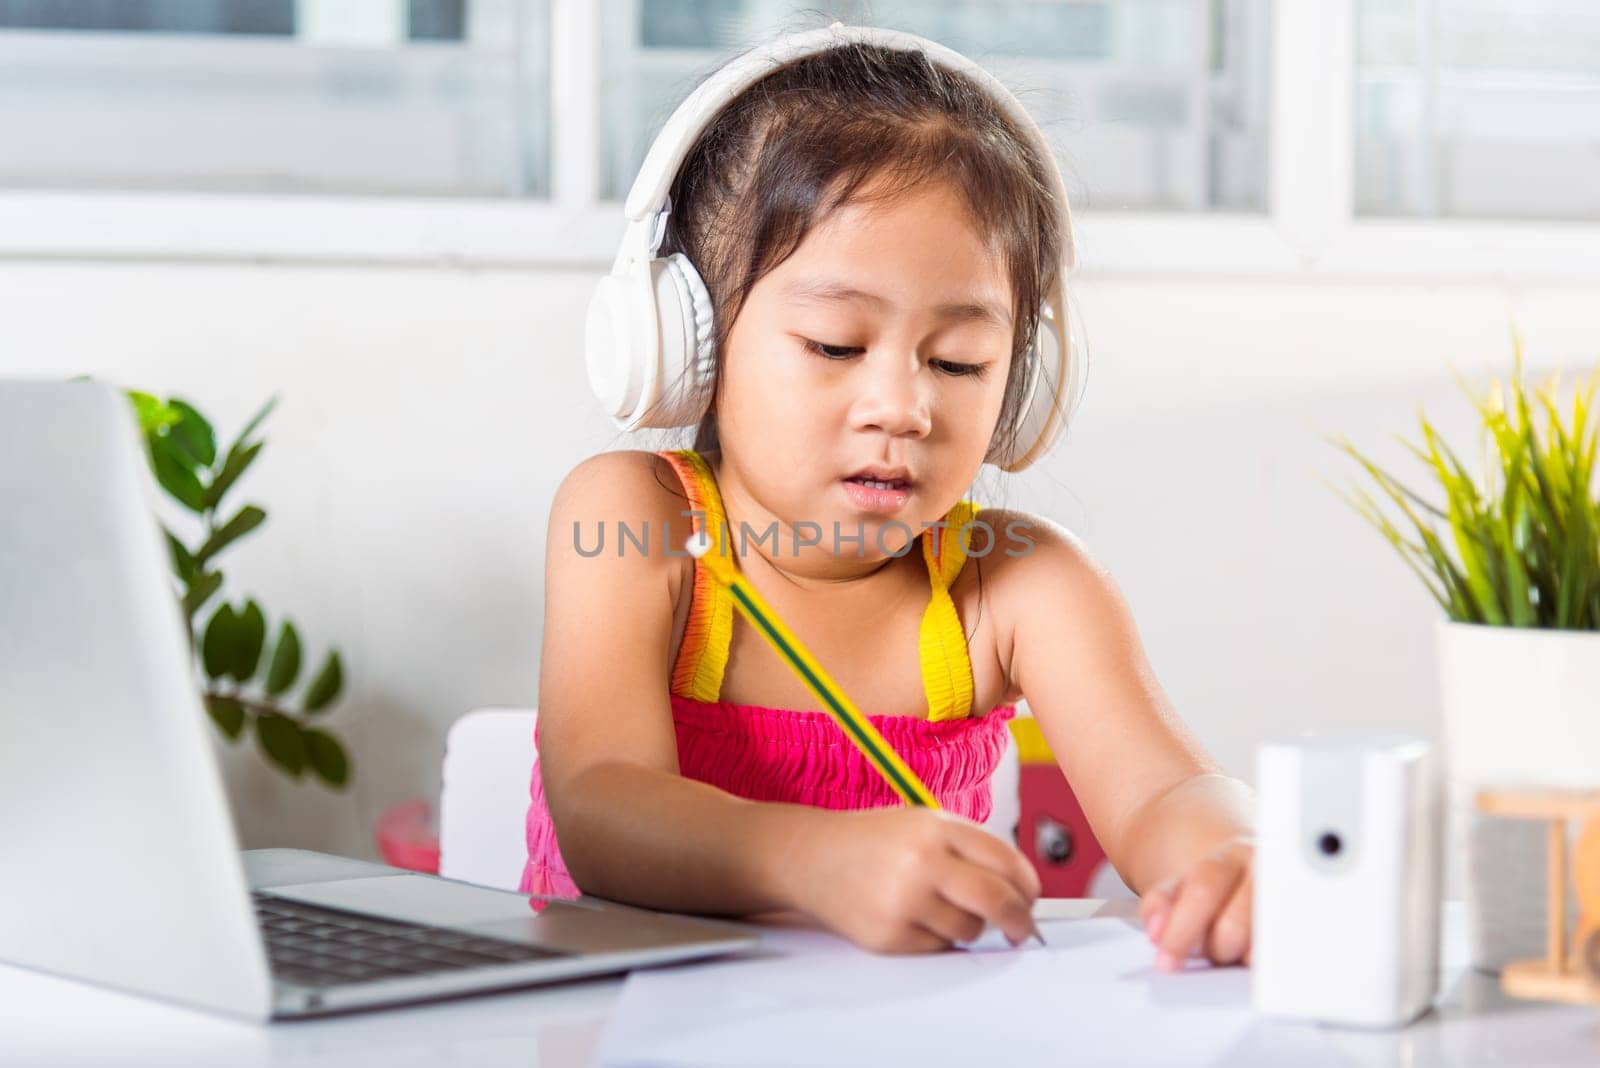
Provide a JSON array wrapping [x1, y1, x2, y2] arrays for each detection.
[[1, 0, 1597, 861]]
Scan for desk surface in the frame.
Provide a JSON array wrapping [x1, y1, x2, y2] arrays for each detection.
[[1, 901, 1594, 1067]]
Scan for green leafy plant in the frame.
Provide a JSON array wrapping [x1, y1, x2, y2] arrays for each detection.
[[127, 389, 351, 787], [1328, 336, 1600, 630]]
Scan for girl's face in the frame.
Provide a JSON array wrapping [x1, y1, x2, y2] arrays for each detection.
[[714, 177, 1014, 575]]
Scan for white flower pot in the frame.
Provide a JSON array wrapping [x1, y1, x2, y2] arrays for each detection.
[[1435, 620, 1600, 972]]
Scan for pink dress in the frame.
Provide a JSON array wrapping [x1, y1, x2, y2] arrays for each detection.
[[519, 449, 1016, 898]]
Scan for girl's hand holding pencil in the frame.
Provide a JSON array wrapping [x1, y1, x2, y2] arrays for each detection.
[[689, 531, 1045, 952], [786, 806, 1044, 953]]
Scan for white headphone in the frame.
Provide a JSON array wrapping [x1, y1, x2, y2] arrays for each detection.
[[585, 22, 1084, 473]]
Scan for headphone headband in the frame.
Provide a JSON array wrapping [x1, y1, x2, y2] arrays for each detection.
[[589, 22, 1085, 471], [623, 23, 1075, 273]]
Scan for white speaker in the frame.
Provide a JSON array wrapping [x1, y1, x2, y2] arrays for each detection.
[[1252, 734, 1443, 1028]]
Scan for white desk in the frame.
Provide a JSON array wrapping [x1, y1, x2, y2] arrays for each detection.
[[1, 902, 1594, 1067]]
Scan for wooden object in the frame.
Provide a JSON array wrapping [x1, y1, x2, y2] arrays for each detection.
[[1475, 789, 1600, 1004]]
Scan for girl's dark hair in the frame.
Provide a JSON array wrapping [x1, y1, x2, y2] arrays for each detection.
[[659, 40, 1067, 457]]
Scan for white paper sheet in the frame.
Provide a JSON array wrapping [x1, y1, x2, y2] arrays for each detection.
[[598, 916, 1266, 1067]]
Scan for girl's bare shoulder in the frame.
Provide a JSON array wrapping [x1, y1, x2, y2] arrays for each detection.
[[550, 449, 688, 519], [963, 507, 1110, 622], [546, 450, 697, 572]]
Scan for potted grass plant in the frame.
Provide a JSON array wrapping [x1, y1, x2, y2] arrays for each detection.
[[1330, 335, 1600, 972]]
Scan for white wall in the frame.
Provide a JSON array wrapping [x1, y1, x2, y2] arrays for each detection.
[[4, 256, 1596, 861]]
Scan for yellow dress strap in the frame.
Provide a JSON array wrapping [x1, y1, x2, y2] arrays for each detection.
[[918, 500, 980, 722], [658, 449, 735, 703]]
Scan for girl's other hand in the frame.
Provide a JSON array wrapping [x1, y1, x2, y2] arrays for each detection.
[[791, 807, 1042, 954], [1138, 836, 1254, 971]]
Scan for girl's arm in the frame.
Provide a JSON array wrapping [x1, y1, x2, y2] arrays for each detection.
[[537, 453, 1040, 951], [537, 451, 800, 914], [993, 512, 1255, 966]]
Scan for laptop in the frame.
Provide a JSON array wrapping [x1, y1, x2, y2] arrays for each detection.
[[0, 379, 758, 1021]]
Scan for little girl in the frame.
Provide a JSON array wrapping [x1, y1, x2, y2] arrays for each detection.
[[524, 27, 1256, 968]]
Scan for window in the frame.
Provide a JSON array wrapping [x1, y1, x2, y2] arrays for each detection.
[[598, 0, 1271, 213], [1355, 0, 1600, 221], [0, 0, 550, 197], [3, 2, 1596, 274]]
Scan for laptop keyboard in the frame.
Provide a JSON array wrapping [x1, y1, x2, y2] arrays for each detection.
[[253, 891, 567, 989]]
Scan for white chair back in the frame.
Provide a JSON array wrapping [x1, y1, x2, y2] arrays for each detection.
[[438, 708, 538, 891]]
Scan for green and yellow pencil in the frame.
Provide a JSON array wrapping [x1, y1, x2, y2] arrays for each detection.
[[687, 528, 1046, 948], [686, 528, 942, 808]]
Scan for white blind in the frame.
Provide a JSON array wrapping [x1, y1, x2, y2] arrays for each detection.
[[0, 0, 551, 197], [1356, 0, 1600, 220], [597, 0, 1271, 213]]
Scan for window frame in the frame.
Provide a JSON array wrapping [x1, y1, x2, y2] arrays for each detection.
[[1, 1, 1597, 279]]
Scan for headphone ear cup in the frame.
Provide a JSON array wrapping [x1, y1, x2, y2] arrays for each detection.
[[586, 271, 648, 425], [986, 302, 1075, 472], [633, 252, 717, 428]]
